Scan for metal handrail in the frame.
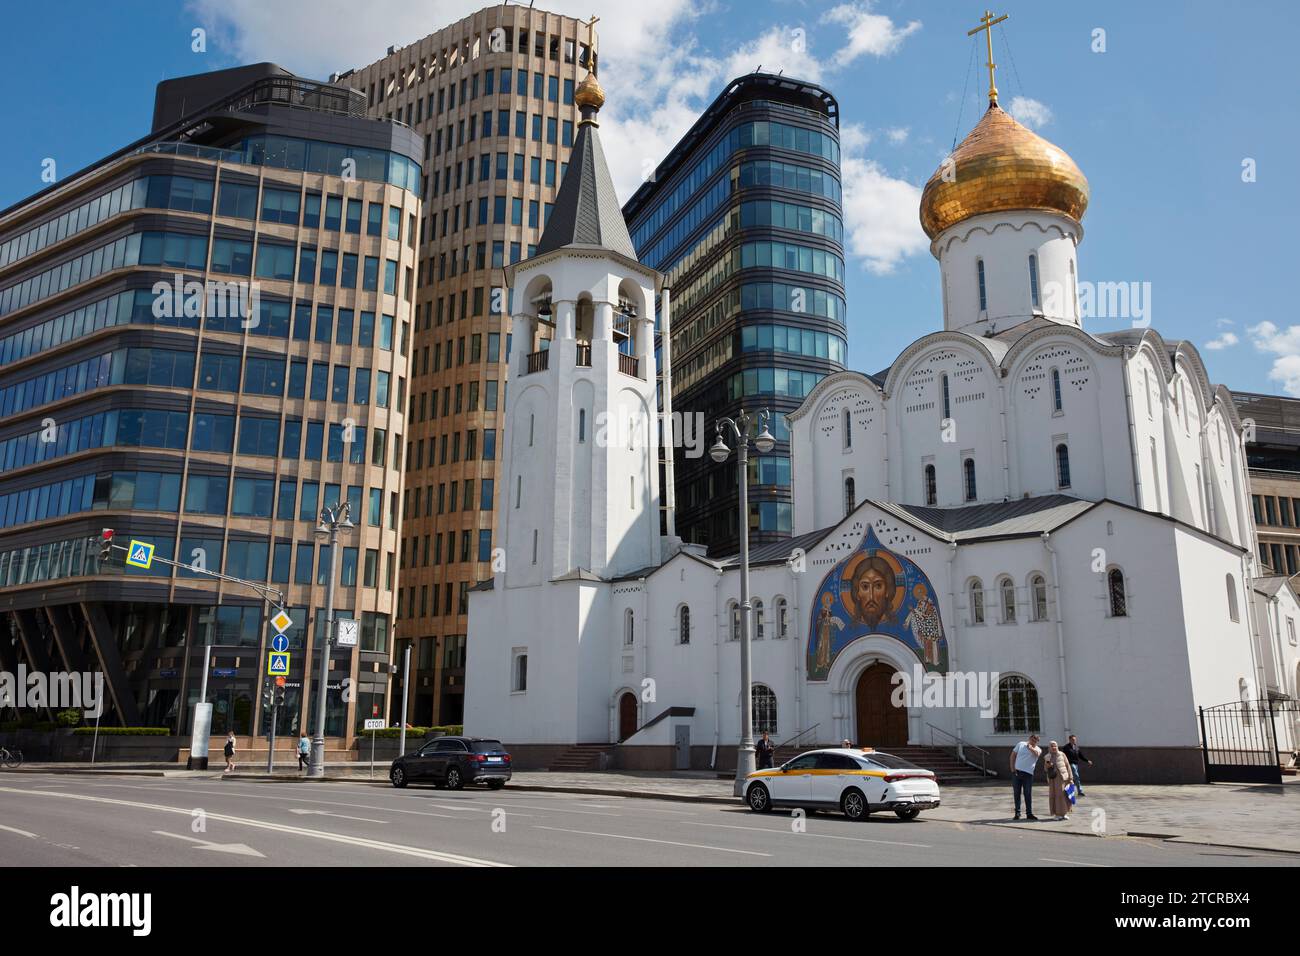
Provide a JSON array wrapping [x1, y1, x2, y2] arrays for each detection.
[[926, 723, 993, 777], [774, 723, 820, 752]]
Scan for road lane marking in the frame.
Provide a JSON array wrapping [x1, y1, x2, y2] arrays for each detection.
[[0, 823, 38, 839], [0, 786, 508, 867], [153, 831, 266, 857], [289, 808, 387, 824], [534, 824, 771, 857], [681, 819, 932, 848], [1040, 857, 1108, 867], [65, 784, 472, 820]]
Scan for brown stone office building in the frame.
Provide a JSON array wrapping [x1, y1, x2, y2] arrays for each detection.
[[346, 6, 592, 724], [0, 63, 421, 742]]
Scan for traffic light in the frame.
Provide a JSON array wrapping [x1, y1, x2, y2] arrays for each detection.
[[262, 681, 273, 708], [275, 687, 286, 708], [99, 528, 115, 563]]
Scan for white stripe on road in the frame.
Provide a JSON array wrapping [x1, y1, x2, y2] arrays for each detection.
[[1040, 857, 1108, 867], [682, 819, 932, 848], [534, 824, 770, 857], [72, 783, 471, 820], [0, 786, 508, 867], [0, 822, 38, 839]]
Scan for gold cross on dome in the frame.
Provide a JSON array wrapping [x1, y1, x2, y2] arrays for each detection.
[[967, 9, 1009, 106], [585, 15, 600, 74]]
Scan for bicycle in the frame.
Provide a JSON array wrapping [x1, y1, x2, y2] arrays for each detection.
[[0, 746, 23, 769]]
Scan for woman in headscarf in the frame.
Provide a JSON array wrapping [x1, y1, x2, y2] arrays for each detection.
[[1045, 739, 1074, 820]]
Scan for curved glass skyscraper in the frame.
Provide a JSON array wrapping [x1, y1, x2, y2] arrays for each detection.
[[0, 64, 421, 742], [623, 74, 846, 555]]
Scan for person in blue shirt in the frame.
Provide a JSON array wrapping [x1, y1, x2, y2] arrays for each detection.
[[1009, 734, 1041, 821], [297, 732, 311, 772]]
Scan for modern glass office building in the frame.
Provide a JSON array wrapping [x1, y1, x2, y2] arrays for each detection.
[[623, 74, 847, 556], [0, 63, 421, 741], [348, 6, 591, 724]]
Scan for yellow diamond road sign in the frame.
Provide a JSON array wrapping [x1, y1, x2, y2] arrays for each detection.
[[270, 609, 293, 634], [267, 651, 290, 676]]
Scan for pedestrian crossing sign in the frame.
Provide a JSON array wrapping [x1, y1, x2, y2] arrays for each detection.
[[267, 651, 291, 676], [125, 540, 154, 569]]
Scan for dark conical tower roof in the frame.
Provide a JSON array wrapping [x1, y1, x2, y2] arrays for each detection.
[[535, 74, 638, 261]]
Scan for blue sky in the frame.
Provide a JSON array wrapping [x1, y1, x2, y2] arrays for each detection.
[[3, 1, 1297, 395]]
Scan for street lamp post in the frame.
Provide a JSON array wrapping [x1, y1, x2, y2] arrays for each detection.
[[710, 408, 776, 797], [308, 499, 353, 778]]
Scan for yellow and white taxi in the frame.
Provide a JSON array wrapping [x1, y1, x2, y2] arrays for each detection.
[[743, 748, 942, 821]]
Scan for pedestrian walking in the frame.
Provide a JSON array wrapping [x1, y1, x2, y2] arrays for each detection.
[[755, 732, 775, 769], [1010, 733, 1041, 821], [1060, 734, 1093, 797], [1044, 740, 1074, 820], [223, 732, 236, 774], [297, 732, 310, 772]]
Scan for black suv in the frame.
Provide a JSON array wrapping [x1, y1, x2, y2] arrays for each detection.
[[389, 736, 511, 790]]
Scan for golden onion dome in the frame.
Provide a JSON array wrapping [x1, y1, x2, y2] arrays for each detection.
[[574, 71, 605, 112], [920, 104, 1089, 240]]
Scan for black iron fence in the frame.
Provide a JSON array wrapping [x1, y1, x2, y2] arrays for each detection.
[[1199, 698, 1299, 784]]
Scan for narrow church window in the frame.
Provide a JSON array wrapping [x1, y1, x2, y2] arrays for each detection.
[[942, 374, 951, 421], [531, 528, 538, 564], [844, 476, 856, 516], [1028, 254, 1041, 309], [752, 684, 778, 735], [925, 464, 937, 506], [1000, 577, 1016, 622], [994, 676, 1041, 733], [529, 413, 535, 446], [976, 259, 987, 311], [1108, 568, 1128, 617], [679, 605, 691, 645], [1226, 574, 1239, 622], [513, 652, 528, 692], [754, 600, 765, 639], [964, 458, 977, 502], [843, 409, 852, 449], [578, 408, 586, 442], [630, 476, 635, 509], [1031, 574, 1048, 621], [624, 608, 634, 645], [515, 474, 521, 508], [1143, 368, 1153, 419], [776, 597, 788, 638], [970, 579, 985, 624], [1056, 443, 1071, 488], [729, 602, 740, 641], [1051, 368, 1063, 412]]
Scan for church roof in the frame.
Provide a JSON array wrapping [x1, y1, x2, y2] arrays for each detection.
[[888, 494, 1095, 540], [534, 107, 637, 260], [1252, 575, 1296, 599]]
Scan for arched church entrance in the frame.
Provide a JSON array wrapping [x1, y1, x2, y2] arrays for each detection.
[[855, 662, 907, 747], [618, 692, 638, 742]]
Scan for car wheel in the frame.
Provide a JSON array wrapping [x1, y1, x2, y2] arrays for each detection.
[[746, 783, 772, 813], [445, 766, 464, 790], [487, 780, 506, 790], [895, 807, 921, 821], [841, 788, 869, 821], [390, 766, 408, 788]]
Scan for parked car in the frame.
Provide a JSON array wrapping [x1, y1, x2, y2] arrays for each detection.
[[389, 736, 512, 790], [742, 747, 941, 821]]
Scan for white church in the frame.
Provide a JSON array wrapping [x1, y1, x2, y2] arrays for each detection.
[[465, 67, 1287, 783]]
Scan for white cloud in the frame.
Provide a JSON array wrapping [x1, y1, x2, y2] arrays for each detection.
[[822, 2, 922, 65], [1203, 332, 1238, 351], [839, 153, 928, 273], [1006, 95, 1053, 129], [1248, 321, 1300, 395], [884, 127, 909, 145]]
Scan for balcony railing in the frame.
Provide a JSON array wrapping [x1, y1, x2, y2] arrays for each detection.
[[525, 349, 549, 375], [618, 352, 641, 379], [575, 343, 592, 367]]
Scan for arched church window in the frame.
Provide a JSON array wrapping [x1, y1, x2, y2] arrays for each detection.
[[970, 579, 985, 624], [752, 684, 778, 735], [844, 477, 856, 516], [754, 600, 765, 640], [729, 602, 740, 642], [942, 374, 951, 421], [1108, 568, 1128, 618], [964, 458, 977, 502], [1000, 576, 1017, 623], [1029, 254, 1041, 309], [1051, 368, 1063, 412], [994, 676, 1041, 733], [1030, 574, 1048, 622], [578, 408, 586, 442], [624, 608, 635, 645], [679, 605, 691, 645], [976, 258, 987, 311], [843, 409, 852, 449], [925, 464, 937, 506], [775, 597, 789, 639], [1056, 443, 1071, 489], [1226, 574, 1239, 622]]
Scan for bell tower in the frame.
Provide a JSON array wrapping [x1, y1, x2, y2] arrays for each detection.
[[497, 67, 664, 587]]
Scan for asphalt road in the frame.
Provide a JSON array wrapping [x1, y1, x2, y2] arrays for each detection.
[[0, 773, 1294, 867]]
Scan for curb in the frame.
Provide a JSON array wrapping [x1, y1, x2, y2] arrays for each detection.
[[508, 783, 737, 804]]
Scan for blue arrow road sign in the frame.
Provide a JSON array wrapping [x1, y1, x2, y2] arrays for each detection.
[[271, 634, 289, 653]]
